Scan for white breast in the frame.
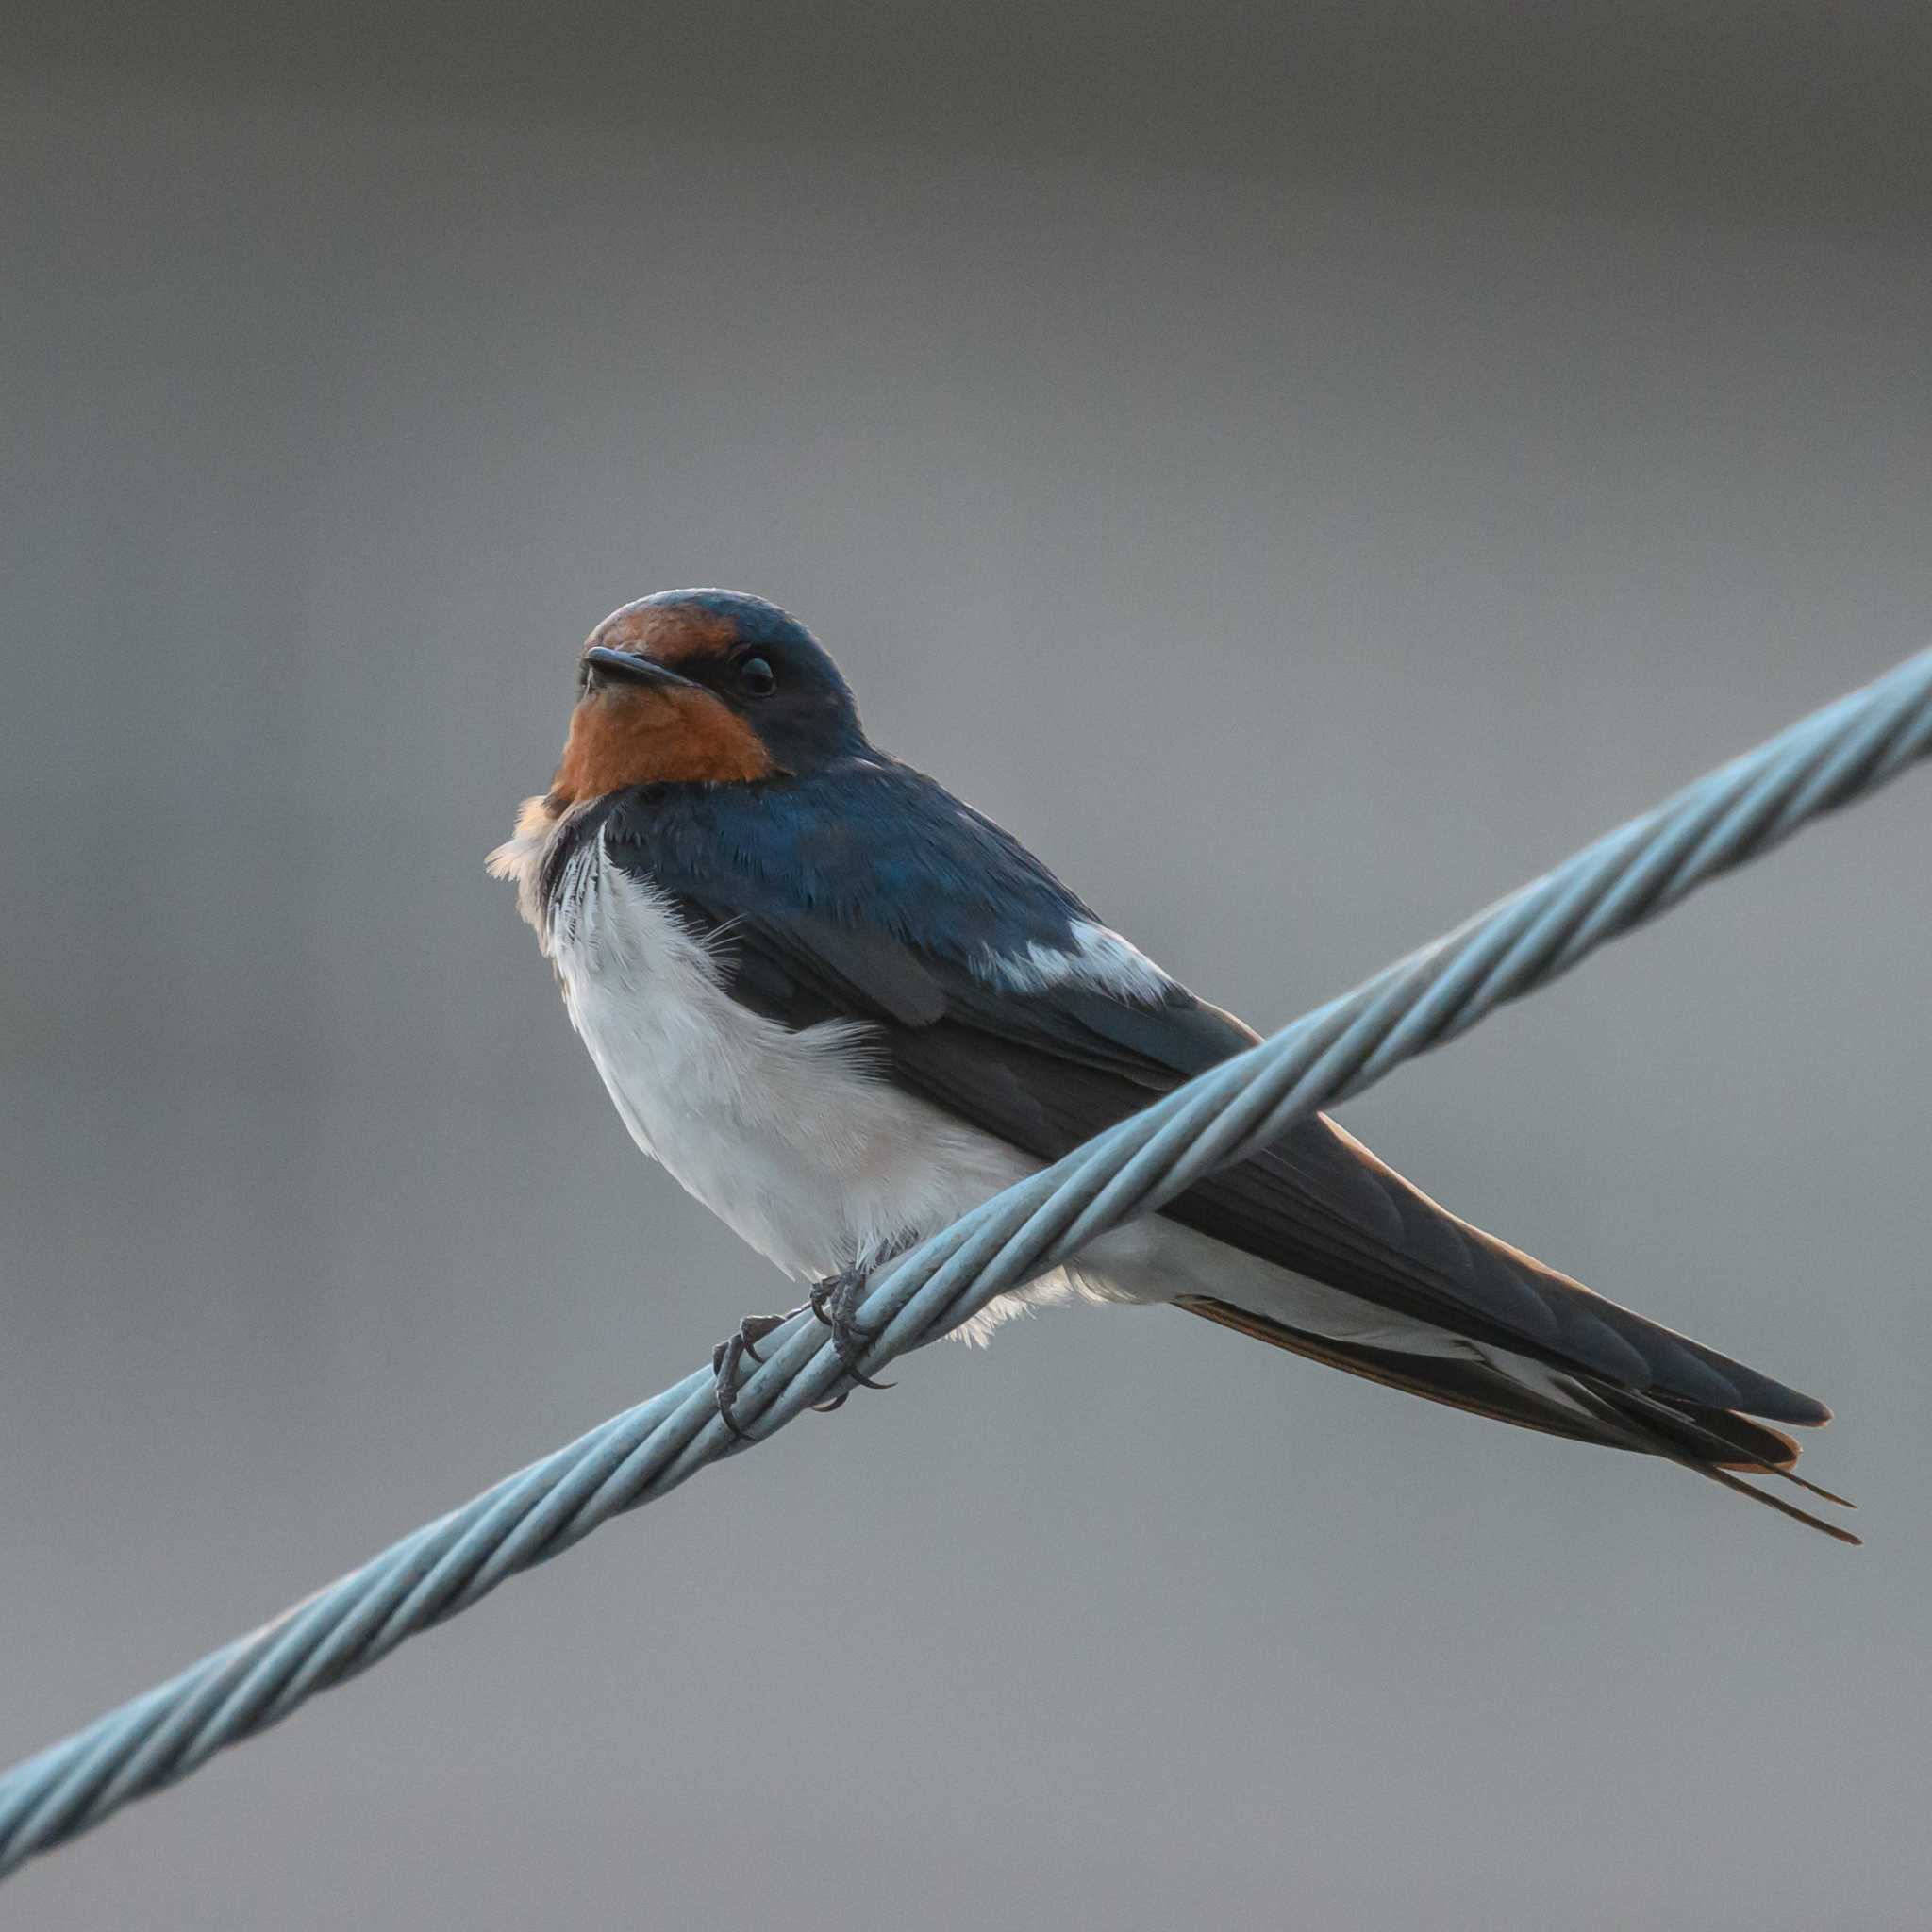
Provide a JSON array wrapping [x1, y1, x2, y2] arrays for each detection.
[[546, 835, 1044, 1287]]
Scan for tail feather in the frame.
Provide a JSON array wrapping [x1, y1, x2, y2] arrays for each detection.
[[1175, 1295, 1857, 1545], [1780, 1469, 1857, 1509], [1572, 1381, 1859, 1544], [1171, 1119, 1838, 1427], [1693, 1464, 1861, 1545]]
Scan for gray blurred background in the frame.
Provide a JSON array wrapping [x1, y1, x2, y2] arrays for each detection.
[[5, 4, 1930, 1925]]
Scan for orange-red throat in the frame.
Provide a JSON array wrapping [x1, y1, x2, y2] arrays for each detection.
[[548, 678, 775, 806], [544, 604, 778, 808]]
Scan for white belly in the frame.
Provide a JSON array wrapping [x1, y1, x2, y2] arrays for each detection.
[[550, 841, 1043, 1286], [546, 836, 1462, 1354]]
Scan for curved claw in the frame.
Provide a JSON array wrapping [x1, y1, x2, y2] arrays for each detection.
[[709, 1309, 799, 1441], [808, 1275, 896, 1391], [711, 1271, 898, 1436]]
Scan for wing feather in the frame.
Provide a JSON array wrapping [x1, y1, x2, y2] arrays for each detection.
[[598, 776, 1831, 1435]]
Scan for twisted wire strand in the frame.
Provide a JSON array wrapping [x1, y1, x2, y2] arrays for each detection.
[[3, 645, 1928, 1880]]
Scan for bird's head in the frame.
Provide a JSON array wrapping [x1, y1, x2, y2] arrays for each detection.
[[543, 590, 864, 810]]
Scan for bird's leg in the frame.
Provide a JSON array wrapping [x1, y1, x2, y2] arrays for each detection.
[[710, 1306, 808, 1441], [806, 1255, 901, 1413], [711, 1241, 910, 1435]]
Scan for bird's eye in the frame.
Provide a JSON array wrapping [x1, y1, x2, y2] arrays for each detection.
[[738, 656, 777, 697]]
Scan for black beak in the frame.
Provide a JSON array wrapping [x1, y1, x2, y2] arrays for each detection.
[[582, 646, 699, 693]]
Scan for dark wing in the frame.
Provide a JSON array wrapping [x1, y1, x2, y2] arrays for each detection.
[[608, 864, 1818, 1400], [595, 769, 1841, 1531]]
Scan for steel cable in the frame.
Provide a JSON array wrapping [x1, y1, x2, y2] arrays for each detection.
[[3, 643, 1928, 1879]]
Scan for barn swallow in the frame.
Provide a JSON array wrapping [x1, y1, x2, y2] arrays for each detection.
[[491, 590, 1851, 1541]]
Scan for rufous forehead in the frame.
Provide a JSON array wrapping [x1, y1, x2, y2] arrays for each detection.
[[584, 602, 740, 667]]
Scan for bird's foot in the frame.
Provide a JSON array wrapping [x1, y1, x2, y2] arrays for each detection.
[[807, 1264, 896, 1413], [708, 1258, 902, 1436], [710, 1307, 803, 1441]]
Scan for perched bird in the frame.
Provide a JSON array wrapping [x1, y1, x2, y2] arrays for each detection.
[[492, 590, 1851, 1541]]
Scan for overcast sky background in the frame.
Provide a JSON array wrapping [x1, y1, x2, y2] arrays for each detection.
[[5, 6, 1931, 1926]]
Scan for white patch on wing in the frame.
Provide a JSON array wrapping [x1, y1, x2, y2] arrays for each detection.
[[978, 918, 1174, 1003]]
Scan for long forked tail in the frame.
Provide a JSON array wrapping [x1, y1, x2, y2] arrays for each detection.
[[1175, 1296, 1858, 1545]]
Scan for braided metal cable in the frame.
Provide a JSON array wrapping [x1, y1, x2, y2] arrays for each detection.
[[4, 644, 1929, 1880]]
